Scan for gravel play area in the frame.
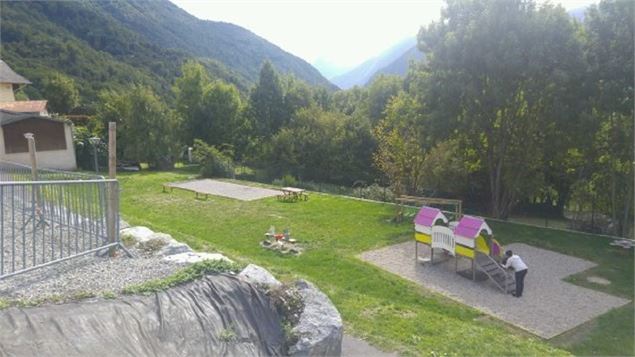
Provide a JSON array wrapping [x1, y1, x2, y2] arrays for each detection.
[[0, 247, 184, 302], [359, 242, 630, 339], [167, 179, 281, 201]]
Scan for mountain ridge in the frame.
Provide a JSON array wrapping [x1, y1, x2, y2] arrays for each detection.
[[331, 37, 420, 89], [0, 0, 334, 105]]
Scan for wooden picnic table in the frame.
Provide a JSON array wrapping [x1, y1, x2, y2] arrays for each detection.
[[278, 187, 308, 202]]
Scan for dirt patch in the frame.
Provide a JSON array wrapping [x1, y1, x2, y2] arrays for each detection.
[[167, 179, 281, 201]]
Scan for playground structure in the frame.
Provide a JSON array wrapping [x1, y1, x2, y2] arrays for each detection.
[[414, 206, 515, 294], [395, 195, 462, 222]]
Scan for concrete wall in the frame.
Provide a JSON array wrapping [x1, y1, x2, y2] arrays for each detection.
[[0, 124, 77, 170], [0, 84, 15, 102]]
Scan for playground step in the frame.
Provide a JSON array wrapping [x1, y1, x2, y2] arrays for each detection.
[[475, 252, 517, 295]]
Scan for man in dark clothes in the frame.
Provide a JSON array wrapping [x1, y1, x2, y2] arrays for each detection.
[[502, 250, 528, 297]]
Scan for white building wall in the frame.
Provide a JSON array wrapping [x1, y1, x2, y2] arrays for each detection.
[[0, 84, 15, 102], [0, 124, 77, 170]]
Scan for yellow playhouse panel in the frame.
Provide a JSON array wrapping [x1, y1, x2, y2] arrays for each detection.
[[475, 236, 490, 255], [455, 244, 474, 258], [415, 232, 431, 244]]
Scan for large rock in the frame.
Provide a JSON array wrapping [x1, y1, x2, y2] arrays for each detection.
[[120, 226, 154, 244], [290, 280, 343, 356], [148, 232, 173, 244], [119, 219, 131, 230], [162, 252, 233, 264], [238, 264, 281, 287], [158, 241, 193, 256]]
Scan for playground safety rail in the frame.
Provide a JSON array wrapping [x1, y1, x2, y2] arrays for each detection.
[[0, 162, 122, 279]]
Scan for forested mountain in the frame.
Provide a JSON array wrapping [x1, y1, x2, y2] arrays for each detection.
[[370, 45, 424, 80], [331, 37, 418, 89], [0, 0, 333, 106]]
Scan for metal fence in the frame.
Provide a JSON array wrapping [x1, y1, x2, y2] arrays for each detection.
[[0, 161, 121, 279], [0, 160, 104, 181]]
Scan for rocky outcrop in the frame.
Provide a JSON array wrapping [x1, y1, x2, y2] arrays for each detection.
[[238, 264, 282, 287], [121, 227, 343, 356], [120, 226, 193, 257], [162, 252, 233, 264], [120, 226, 154, 243], [289, 280, 343, 356]]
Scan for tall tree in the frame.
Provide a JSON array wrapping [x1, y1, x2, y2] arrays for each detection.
[[583, 0, 634, 236], [249, 61, 286, 137], [418, 0, 584, 218], [200, 80, 244, 147], [373, 92, 428, 196], [41, 72, 80, 114], [366, 74, 402, 123], [173, 61, 210, 145], [96, 85, 181, 169]]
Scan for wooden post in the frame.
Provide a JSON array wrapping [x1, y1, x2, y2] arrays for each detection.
[[108, 122, 116, 179], [25, 133, 43, 214], [415, 240, 418, 261], [107, 122, 117, 257], [24, 133, 38, 181]]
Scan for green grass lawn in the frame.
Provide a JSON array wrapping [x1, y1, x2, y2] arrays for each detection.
[[118, 169, 633, 356]]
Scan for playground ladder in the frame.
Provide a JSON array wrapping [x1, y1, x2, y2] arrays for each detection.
[[475, 253, 516, 294]]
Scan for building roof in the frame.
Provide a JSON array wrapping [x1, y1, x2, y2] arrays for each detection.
[[0, 60, 31, 85], [0, 109, 65, 126], [454, 215, 492, 239], [0, 100, 47, 113], [414, 206, 448, 227]]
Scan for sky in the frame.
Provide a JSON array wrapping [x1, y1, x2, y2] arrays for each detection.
[[171, 0, 597, 74]]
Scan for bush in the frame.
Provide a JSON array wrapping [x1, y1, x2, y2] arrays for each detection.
[[193, 139, 235, 178], [272, 174, 298, 187], [360, 183, 394, 202], [73, 126, 107, 171]]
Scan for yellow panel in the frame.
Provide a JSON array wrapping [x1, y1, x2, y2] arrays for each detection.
[[415, 232, 431, 244], [475, 235, 490, 255], [455, 244, 474, 259]]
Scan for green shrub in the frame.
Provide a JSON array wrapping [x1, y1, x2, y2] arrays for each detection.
[[272, 174, 298, 187], [193, 139, 235, 178], [360, 184, 394, 202]]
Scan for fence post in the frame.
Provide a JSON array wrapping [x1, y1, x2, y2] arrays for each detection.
[[24, 133, 38, 180], [107, 122, 117, 257]]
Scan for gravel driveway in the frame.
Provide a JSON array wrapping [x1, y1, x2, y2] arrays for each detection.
[[167, 179, 281, 201], [359, 242, 630, 339]]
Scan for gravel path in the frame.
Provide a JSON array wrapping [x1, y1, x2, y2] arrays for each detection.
[[0, 247, 183, 302], [167, 179, 281, 201], [359, 242, 630, 339]]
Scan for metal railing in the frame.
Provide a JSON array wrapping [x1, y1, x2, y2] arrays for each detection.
[[0, 161, 122, 279], [0, 160, 104, 182]]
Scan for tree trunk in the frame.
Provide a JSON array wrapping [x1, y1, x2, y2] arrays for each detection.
[[621, 182, 633, 237]]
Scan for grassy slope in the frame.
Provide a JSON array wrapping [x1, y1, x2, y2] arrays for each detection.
[[119, 170, 632, 356]]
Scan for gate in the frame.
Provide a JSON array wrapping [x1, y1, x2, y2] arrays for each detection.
[[0, 161, 122, 279]]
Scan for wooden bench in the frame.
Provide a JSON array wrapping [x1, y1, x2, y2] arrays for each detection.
[[277, 187, 308, 202], [162, 184, 209, 200]]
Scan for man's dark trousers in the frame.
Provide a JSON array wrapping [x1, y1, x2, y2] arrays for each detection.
[[515, 269, 528, 297]]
